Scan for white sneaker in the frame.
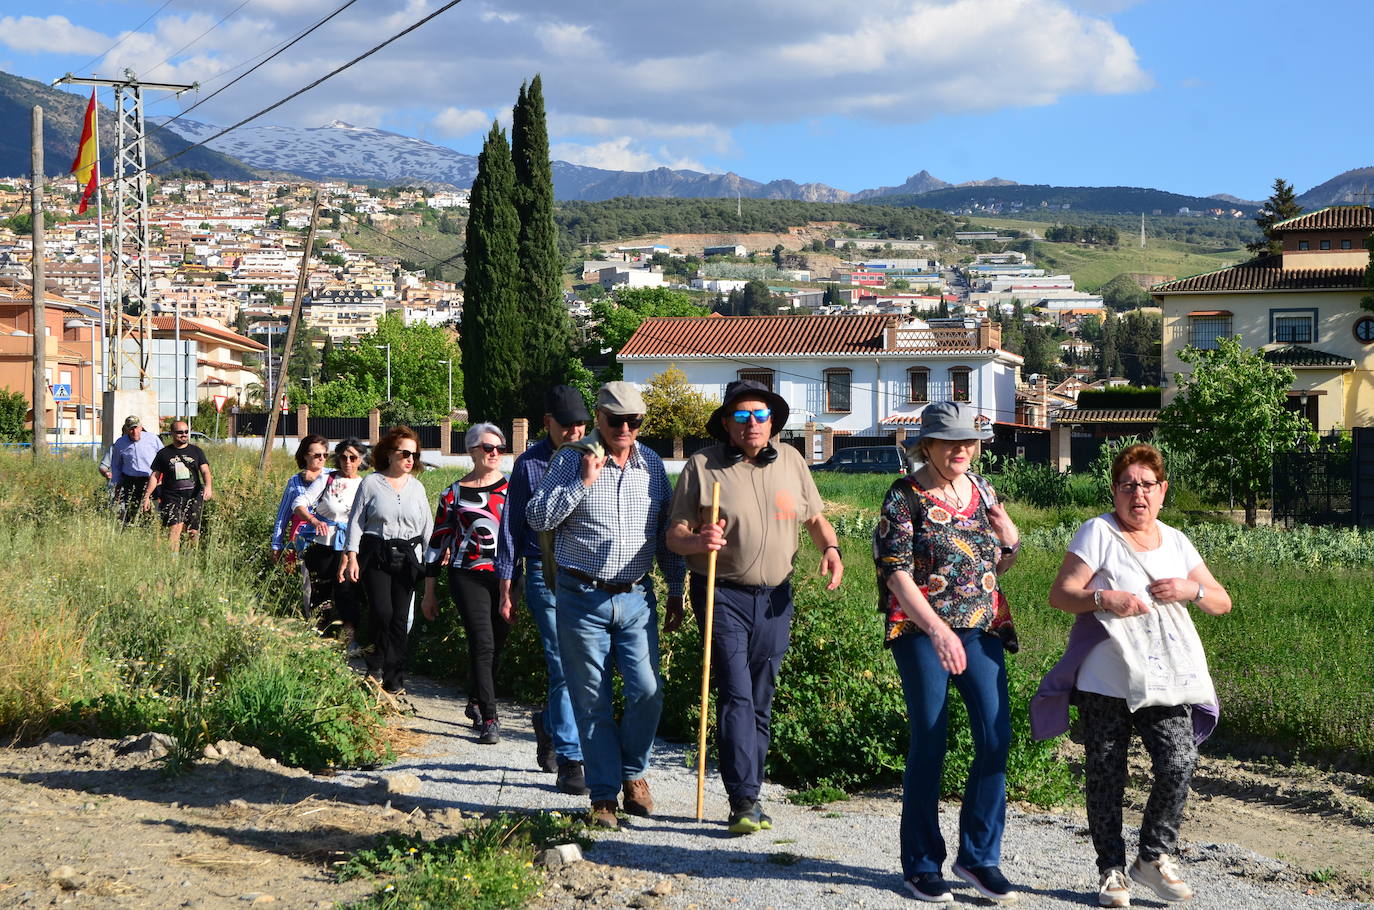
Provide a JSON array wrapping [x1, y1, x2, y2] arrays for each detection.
[[1098, 867, 1131, 907], [1130, 856, 1193, 902]]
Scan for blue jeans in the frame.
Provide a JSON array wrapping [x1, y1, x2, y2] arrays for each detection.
[[891, 629, 1010, 877], [525, 559, 581, 761], [555, 571, 664, 802]]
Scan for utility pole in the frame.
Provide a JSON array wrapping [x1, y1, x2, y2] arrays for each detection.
[[53, 71, 196, 397], [261, 190, 322, 472], [30, 106, 47, 456]]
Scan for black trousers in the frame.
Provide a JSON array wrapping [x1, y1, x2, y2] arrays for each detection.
[[114, 476, 148, 525], [450, 568, 511, 722], [690, 572, 793, 806], [303, 543, 362, 633], [359, 536, 419, 693]]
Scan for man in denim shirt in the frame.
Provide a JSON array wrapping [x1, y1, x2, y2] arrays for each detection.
[[527, 381, 685, 829]]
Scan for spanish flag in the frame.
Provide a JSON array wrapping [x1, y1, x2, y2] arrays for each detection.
[[70, 89, 99, 215]]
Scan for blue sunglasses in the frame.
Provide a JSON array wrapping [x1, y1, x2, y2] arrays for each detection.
[[731, 408, 772, 424]]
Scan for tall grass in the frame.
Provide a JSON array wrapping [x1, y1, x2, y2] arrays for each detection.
[[0, 448, 389, 769]]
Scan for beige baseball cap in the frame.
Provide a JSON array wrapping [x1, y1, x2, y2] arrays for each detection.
[[596, 381, 646, 415]]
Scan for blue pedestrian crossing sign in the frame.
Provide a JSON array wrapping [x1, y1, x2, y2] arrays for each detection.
[[51, 384, 72, 401]]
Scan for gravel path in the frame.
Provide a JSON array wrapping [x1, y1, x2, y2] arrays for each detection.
[[336, 676, 1370, 910]]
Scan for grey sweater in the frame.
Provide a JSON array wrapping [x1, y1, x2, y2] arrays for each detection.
[[345, 472, 434, 559]]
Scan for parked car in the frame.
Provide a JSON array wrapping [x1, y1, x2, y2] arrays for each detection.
[[809, 445, 907, 474], [160, 430, 210, 444]]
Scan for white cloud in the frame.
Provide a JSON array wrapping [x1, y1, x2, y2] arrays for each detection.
[[550, 138, 704, 173], [0, 16, 108, 55], [433, 106, 490, 137]]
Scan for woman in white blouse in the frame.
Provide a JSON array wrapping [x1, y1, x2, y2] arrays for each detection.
[[294, 438, 367, 647]]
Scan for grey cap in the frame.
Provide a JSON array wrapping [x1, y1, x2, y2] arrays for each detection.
[[596, 381, 646, 416], [914, 401, 992, 443]]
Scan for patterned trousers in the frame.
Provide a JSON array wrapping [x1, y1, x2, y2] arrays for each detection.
[[1076, 691, 1197, 871]]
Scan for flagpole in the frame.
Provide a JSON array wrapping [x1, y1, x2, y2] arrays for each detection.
[[92, 94, 108, 421]]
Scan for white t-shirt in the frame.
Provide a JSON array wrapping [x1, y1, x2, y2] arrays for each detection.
[[295, 474, 364, 546], [1068, 514, 1203, 699]]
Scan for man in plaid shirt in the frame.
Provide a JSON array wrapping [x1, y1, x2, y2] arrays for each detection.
[[528, 381, 685, 830]]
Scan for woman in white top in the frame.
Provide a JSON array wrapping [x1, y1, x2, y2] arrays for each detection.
[[1047, 444, 1231, 908], [343, 426, 433, 695], [294, 437, 367, 645]]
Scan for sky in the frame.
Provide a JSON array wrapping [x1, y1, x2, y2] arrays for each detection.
[[1, 0, 1370, 201]]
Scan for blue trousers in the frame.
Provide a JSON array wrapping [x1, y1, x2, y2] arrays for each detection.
[[890, 629, 1010, 877], [555, 572, 663, 802], [525, 559, 581, 761], [691, 573, 793, 806]]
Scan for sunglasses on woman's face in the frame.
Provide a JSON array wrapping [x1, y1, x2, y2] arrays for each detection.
[[395, 449, 416, 459], [475, 442, 508, 454], [340, 453, 362, 462], [605, 414, 644, 430]]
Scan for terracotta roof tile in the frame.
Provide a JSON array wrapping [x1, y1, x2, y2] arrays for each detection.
[[1054, 408, 1159, 424], [1272, 205, 1374, 232], [150, 315, 266, 351], [1152, 261, 1365, 293], [1262, 345, 1355, 368], [619, 314, 999, 359]]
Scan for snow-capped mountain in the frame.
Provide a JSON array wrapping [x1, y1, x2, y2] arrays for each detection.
[[157, 118, 482, 186]]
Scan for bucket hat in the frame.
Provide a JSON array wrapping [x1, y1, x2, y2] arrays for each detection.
[[911, 401, 992, 444], [707, 379, 790, 442]]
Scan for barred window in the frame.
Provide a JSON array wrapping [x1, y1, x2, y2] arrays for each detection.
[[908, 368, 929, 403], [950, 367, 971, 403], [824, 369, 852, 413], [737, 369, 774, 391], [1188, 316, 1231, 350], [1273, 314, 1313, 344]]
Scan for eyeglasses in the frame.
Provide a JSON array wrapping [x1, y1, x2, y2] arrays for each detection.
[[1116, 480, 1162, 493], [307, 451, 327, 459], [731, 408, 772, 424], [475, 443, 508, 454], [605, 414, 644, 430], [340, 453, 362, 462], [394, 449, 417, 459]]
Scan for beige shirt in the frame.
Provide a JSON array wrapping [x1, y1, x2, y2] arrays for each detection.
[[669, 443, 823, 587]]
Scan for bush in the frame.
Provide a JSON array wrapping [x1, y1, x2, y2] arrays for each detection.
[[0, 388, 29, 442]]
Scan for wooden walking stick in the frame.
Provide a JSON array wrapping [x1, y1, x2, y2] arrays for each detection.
[[695, 481, 721, 821]]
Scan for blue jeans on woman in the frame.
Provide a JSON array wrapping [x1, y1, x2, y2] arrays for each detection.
[[891, 629, 1011, 878], [555, 572, 664, 803]]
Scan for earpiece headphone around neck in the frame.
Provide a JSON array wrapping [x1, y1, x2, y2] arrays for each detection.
[[724, 442, 779, 466]]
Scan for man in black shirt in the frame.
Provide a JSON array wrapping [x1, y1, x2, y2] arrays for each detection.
[[143, 420, 213, 552]]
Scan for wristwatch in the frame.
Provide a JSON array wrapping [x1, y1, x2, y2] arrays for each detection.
[[824, 544, 843, 560], [1194, 582, 1205, 602]]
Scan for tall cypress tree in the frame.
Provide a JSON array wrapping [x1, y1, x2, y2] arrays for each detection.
[[461, 123, 523, 423], [511, 75, 572, 419]]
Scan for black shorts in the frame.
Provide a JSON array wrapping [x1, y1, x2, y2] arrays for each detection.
[[158, 493, 204, 531]]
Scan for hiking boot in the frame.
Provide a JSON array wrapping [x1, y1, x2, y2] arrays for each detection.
[[533, 710, 557, 772], [1099, 867, 1131, 907], [1129, 856, 1193, 902], [477, 718, 501, 745], [727, 800, 765, 836], [589, 800, 619, 830], [556, 759, 590, 796], [464, 700, 481, 730], [621, 778, 654, 817], [904, 872, 953, 903], [953, 863, 1017, 902]]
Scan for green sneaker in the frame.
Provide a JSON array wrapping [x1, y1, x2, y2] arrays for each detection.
[[727, 800, 765, 835]]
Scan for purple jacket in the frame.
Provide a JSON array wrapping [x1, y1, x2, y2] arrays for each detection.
[[1030, 612, 1219, 745]]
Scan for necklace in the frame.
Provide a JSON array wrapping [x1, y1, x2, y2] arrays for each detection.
[[922, 465, 968, 510]]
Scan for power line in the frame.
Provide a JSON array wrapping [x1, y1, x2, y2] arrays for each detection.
[[70, 0, 178, 75], [142, 0, 363, 147], [144, 0, 254, 78]]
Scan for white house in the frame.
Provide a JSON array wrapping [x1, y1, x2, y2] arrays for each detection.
[[618, 314, 1022, 437]]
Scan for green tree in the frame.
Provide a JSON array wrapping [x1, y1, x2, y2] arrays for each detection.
[[512, 75, 572, 422], [323, 314, 461, 420], [1097, 311, 1124, 378], [1158, 336, 1310, 526], [586, 288, 707, 381], [462, 122, 524, 423], [1098, 273, 1151, 311], [1362, 232, 1374, 312], [1021, 323, 1059, 378], [0, 389, 29, 442], [639, 366, 720, 439], [1117, 309, 1162, 386], [715, 280, 780, 316], [1246, 178, 1302, 257]]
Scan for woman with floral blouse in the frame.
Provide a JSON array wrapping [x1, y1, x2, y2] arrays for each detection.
[[872, 401, 1022, 904]]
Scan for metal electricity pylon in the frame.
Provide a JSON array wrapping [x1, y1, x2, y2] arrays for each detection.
[[54, 70, 197, 390]]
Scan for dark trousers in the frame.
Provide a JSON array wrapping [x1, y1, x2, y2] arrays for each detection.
[[1077, 691, 1197, 871], [450, 568, 511, 722], [303, 544, 362, 633], [358, 536, 418, 693], [690, 572, 793, 806], [114, 476, 148, 524]]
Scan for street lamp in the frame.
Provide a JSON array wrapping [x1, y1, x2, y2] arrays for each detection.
[[436, 358, 452, 415], [377, 343, 392, 401]]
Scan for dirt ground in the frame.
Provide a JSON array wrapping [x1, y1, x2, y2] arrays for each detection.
[[1, 701, 1369, 909]]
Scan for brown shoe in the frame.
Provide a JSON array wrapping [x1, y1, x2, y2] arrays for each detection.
[[589, 800, 619, 829], [622, 778, 654, 817]]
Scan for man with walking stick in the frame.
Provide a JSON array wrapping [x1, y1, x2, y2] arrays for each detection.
[[528, 381, 685, 830], [668, 380, 844, 834]]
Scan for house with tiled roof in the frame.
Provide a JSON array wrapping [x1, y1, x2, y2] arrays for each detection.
[[618, 313, 1022, 437], [1153, 206, 1374, 431]]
